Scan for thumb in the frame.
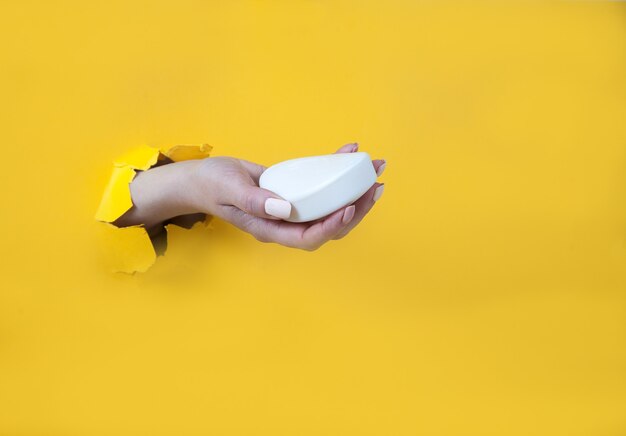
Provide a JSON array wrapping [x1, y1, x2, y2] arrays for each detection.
[[234, 185, 292, 220]]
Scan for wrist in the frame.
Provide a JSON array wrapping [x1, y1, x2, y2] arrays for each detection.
[[155, 159, 204, 218], [185, 157, 223, 216], [115, 160, 202, 229]]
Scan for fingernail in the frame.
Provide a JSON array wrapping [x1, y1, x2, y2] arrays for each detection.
[[376, 160, 386, 177], [373, 184, 385, 202], [342, 205, 356, 224], [265, 198, 292, 219], [351, 143, 359, 152]]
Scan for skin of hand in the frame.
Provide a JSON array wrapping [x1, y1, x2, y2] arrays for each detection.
[[115, 143, 386, 251]]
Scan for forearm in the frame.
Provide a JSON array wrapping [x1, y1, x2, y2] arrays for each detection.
[[114, 160, 201, 231]]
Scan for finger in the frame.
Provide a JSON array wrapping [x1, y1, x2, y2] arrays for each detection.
[[335, 143, 359, 154], [215, 160, 290, 221], [334, 182, 385, 240], [238, 159, 267, 185], [298, 205, 356, 250], [240, 205, 353, 250], [336, 144, 387, 177], [219, 205, 266, 237], [372, 159, 386, 177], [222, 206, 308, 246], [223, 204, 357, 250], [330, 158, 385, 239], [230, 185, 292, 220]]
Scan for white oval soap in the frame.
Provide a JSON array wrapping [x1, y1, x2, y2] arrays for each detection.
[[259, 152, 377, 222]]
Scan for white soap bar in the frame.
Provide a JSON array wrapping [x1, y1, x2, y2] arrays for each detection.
[[259, 152, 377, 222]]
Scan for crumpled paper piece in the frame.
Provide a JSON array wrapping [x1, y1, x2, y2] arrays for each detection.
[[96, 223, 156, 274], [95, 144, 213, 273]]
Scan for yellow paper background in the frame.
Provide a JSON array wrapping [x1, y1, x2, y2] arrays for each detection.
[[1, 1, 625, 434]]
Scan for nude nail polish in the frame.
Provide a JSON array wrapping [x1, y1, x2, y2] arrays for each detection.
[[373, 184, 385, 202], [342, 205, 356, 224], [376, 161, 386, 177], [265, 198, 292, 219]]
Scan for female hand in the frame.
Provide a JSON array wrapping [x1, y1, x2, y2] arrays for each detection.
[[116, 144, 386, 250]]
